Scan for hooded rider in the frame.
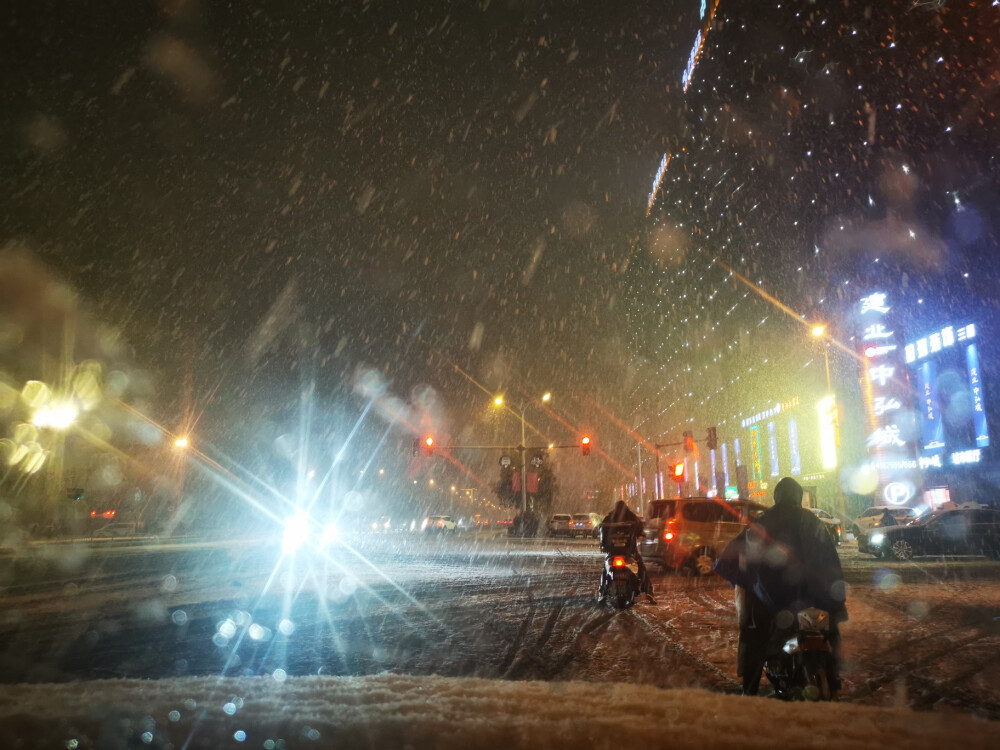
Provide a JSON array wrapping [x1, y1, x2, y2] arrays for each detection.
[[715, 477, 847, 695], [598, 500, 653, 601]]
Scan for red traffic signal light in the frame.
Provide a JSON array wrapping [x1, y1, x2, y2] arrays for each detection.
[[581, 435, 591, 456], [421, 435, 435, 456], [671, 462, 685, 482]]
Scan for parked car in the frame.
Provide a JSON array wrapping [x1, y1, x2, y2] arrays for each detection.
[[809, 508, 843, 545], [570, 512, 602, 538], [93, 522, 139, 539], [639, 497, 767, 575], [421, 515, 457, 532], [850, 506, 918, 539], [546, 514, 573, 537], [866, 507, 1000, 561]]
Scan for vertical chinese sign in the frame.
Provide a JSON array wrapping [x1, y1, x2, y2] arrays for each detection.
[[858, 291, 923, 506]]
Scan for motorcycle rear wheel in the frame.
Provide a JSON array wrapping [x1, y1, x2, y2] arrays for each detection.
[[801, 653, 834, 701], [614, 591, 634, 609]]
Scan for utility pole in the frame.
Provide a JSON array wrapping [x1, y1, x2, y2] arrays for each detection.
[[636, 443, 644, 515], [519, 402, 528, 513]]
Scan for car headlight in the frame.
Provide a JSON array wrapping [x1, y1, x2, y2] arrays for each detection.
[[282, 513, 311, 554], [321, 521, 340, 545], [870, 532, 884, 545]]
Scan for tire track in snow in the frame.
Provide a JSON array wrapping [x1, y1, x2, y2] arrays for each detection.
[[628, 606, 740, 691]]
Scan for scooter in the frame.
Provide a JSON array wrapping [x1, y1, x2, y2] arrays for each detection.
[[602, 552, 642, 609], [763, 607, 837, 701], [598, 522, 647, 609]]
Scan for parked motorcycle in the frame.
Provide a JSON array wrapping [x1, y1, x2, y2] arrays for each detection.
[[763, 607, 837, 701]]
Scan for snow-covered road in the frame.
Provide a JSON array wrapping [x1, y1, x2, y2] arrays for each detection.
[[2, 534, 1000, 726]]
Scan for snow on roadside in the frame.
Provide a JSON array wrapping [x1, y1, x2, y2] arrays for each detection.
[[0, 674, 997, 750]]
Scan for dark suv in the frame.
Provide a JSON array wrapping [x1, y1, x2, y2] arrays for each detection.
[[640, 496, 767, 575], [866, 507, 1000, 561]]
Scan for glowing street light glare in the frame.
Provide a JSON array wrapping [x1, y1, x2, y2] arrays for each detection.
[[494, 395, 504, 407], [321, 521, 340, 546], [282, 513, 311, 555], [541, 392, 551, 402], [811, 324, 826, 338], [174, 436, 189, 449], [32, 403, 78, 430]]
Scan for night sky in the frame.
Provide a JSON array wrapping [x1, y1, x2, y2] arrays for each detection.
[[2, 1, 999, 500]]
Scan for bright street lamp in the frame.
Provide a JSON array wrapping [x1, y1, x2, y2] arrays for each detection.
[[174, 436, 189, 449], [31, 403, 78, 430], [811, 323, 832, 393]]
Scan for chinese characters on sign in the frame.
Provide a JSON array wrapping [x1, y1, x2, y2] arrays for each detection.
[[904, 322, 990, 460], [858, 292, 922, 506], [860, 293, 890, 314]]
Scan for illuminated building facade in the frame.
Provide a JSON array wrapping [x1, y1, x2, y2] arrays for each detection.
[[627, 1, 1000, 512]]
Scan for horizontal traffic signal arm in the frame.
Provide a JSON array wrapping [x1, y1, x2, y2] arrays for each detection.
[[651, 438, 692, 449], [425, 443, 584, 451]]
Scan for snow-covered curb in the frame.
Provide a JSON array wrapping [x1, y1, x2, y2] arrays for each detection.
[[1, 675, 997, 749]]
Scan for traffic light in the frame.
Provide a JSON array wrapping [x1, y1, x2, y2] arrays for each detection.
[[66, 487, 85, 502], [670, 462, 685, 483], [581, 435, 591, 456], [422, 435, 435, 456], [683, 430, 695, 453], [706, 426, 718, 451]]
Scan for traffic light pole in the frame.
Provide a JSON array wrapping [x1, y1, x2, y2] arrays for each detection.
[[519, 403, 528, 514], [652, 438, 686, 500], [636, 443, 644, 514], [416, 430, 590, 517]]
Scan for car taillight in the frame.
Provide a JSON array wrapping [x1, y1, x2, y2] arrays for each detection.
[[612, 556, 626, 568], [664, 518, 677, 542]]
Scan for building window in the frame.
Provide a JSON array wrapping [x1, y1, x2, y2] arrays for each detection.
[[788, 418, 801, 476], [767, 421, 780, 477], [721, 443, 730, 486]]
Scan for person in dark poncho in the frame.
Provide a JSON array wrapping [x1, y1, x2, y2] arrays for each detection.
[[714, 477, 847, 695], [878, 508, 897, 528], [598, 500, 653, 601]]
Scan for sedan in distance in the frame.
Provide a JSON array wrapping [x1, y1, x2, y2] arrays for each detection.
[[867, 507, 1000, 561], [570, 513, 602, 538], [421, 515, 457, 533]]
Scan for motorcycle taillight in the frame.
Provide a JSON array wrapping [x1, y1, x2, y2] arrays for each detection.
[[612, 556, 626, 568]]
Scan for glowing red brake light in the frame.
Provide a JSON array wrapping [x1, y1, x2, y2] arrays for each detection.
[[612, 556, 626, 568], [664, 531, 675, 541]]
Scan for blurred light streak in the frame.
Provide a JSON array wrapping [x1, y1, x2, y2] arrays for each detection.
[[646, 153, 671, 216], [714, 258, 866, 368], [583, 397, 660, 476]]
